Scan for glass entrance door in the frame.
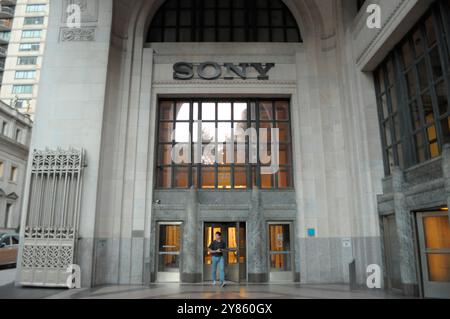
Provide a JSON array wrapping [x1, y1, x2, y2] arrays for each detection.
[[157, 223, 181, 282], [268, 223, 294, 281], [417, 212, 450, 298], [204, 222, 246, 283]]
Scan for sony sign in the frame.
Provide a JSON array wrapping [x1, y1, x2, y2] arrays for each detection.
[[173, 62, 275, 81]]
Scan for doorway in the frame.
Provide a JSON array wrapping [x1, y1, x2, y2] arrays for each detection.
[[156, 222, 182, 282], [203, 222, 246, 283], [417, 212, 450, 298], [268, 222, 294, 282]]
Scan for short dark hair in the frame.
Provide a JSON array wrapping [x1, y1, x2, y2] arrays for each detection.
[[215, 232, 222, 236]]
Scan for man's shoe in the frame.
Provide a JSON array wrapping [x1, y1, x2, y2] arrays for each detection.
[[220, 282, 226, 288], [212, 281, 217, 286]]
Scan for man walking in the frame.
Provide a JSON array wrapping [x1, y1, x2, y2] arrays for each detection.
[[208, 231, 227, 287]]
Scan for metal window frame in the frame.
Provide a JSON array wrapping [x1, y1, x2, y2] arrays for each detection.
[[147, 0, 302, 43], [374, 2, 450, 175], [155, 97, 294, 190]]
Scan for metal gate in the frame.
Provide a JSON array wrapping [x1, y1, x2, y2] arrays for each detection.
[[19, 148, 85, 287]]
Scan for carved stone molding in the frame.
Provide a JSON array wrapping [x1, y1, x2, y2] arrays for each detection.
[[60, 27, 96, 42]]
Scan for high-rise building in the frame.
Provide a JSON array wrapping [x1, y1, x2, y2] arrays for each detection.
[[0, 0, 16, 87], [0, 0, 48, 117]]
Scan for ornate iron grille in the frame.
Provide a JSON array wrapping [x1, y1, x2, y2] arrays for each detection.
[[19, 148, 85, 287]]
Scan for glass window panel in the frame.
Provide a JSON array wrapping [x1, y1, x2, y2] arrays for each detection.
[[427, 254, 450, 282], [175, 123, 190, 142], [202, 144, 216, 165], [417, 59, 429, 90], [201, 167, 215, 188], [217, 166, 231, 189], [234, 10, 245, 26], [441, 117, 450, 144], [405, 70, 416, 99], [260, 122, 273, 144], [286, 28, 300, 42], [159, 122, 173, 142], [377, 68, 386, 93], [285, 12, 297, 27], [381, 94, 388, 119], [436, 81, 449, 116], [176, 102, 190, 121], [394, 116, 401, 142], [159, 225, 181, 252], [217, 123, 232, 143], [234, 103, 247, 121], [271, 10, 283, 27], [429, 47, 443, 80], [401, 42, 414, 69], [430, 141, 440, 158], [204, 9, 215, 26], [384, 120, 393, 146], [218, 103, 231, 120], [390, 88, 398, 113], [257, 28, 270, 41], [233, 28, 246, 41], [157, 167, 172, 188], [160, 101, 173, 120], [202, 103, 216, 120], [387, 60, 396, 85], [410, 101, 421, 130], [424, 216, 450, 249], [218, 28, 231, 41], [276, 123, 290, 143], [397, 144, 404, 169], [193, 103, 200, 121], [179, 28, 192, 42], [413, 29, 424, 57], [422, 92, 435, 125], [279, 144, 292, 165], [425, 16, 437, 46], [174, 167, 189, 188], [388, 147, 396, 171], [165, 10, 177, 26], [179, 10, 192, 26], [269, 224, 291, 251], [259, 101, 273, 120], [256, 0, 268, 8], [270, 254, 292, 272], [275, 101, 289, 120], [261, 170, 274, 189], [257, 10, 269, 25], [164, 28, 177, 41], [272, 28, 285, 42], [203, 27, 215, 41], [218, 10, 230, 26], [201, 123, 216, 143], [234, 166, 247, 189], [158, 145, 173, 165], [278, 167, 293, 188]]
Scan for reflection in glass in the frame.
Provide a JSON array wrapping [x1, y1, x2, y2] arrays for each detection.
[[158, 225, 181, 273], [234, 103, 247, 121]]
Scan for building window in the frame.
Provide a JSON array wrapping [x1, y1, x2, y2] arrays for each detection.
[[15, 70, 36, 79], [9, 166, 17, 182], [156, 99, 293, 190], [26, 4, 47, 13], [375, 1, 450, 175], [24, 16, 44, 25], [0, 161, 4, 178], [2, 121, 8, 135], [15, 129, 21, 142], [15, 99, 31, 109], [5, 203, 12, 228], [147, 0, 302, 43], [21, 30, 42, 39], [12, 85, 33, 94], [19, 43, 40, 52], [18, 56, 37, 65]]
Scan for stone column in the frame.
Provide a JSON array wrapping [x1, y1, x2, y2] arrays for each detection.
[[181, 187, 200, 282], [441, 144, 450, 221], [392, 167, 418, 296], [247, 187, 268, 282]]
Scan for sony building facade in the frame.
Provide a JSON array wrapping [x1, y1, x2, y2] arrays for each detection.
[[14, 0, 450, 299]]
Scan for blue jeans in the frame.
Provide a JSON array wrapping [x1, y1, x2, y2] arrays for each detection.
[[211, 256, 225, 283]]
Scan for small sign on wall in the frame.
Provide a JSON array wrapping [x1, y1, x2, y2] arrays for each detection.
[[342, 238, 352, 248]]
